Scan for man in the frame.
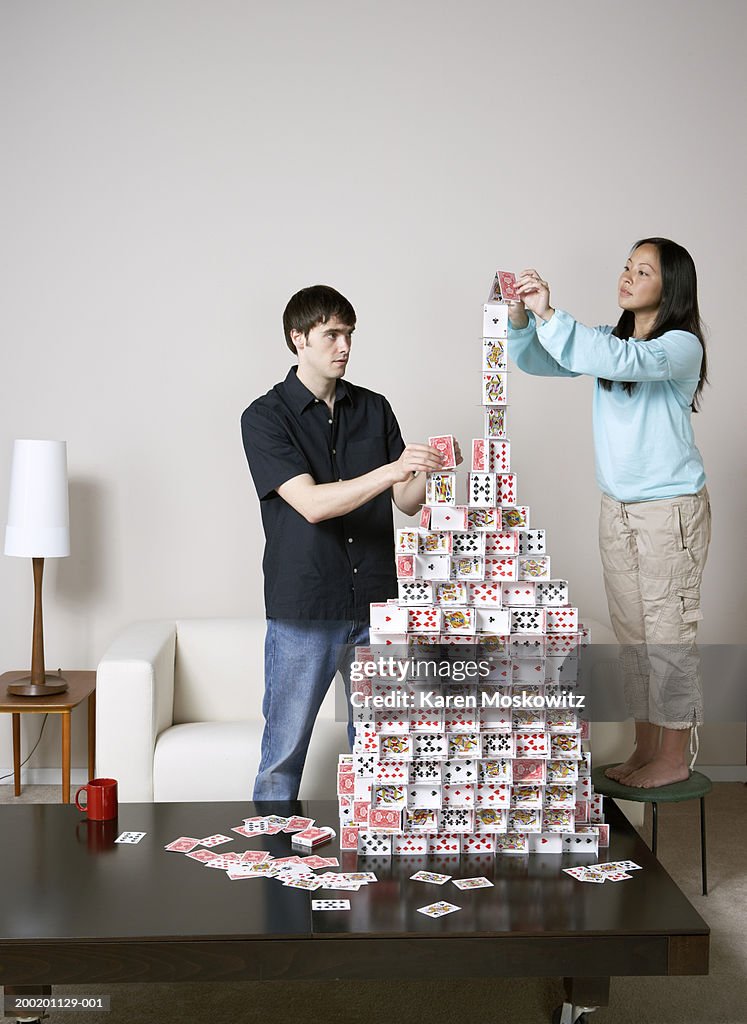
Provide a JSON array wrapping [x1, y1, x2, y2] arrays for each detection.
[[242, 284, 459, 800]]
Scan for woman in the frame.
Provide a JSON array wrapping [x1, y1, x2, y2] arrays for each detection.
[[507, 238, 710, 789]]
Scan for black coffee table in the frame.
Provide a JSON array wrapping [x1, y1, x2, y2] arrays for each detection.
[[0, 799, 708, 1023]]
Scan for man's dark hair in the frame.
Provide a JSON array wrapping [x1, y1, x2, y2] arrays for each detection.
[[600, 237, 708, 411], [283, 285, 356, 354]]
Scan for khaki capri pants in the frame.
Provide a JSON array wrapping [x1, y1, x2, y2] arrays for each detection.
[[599, 486, 711, 730]]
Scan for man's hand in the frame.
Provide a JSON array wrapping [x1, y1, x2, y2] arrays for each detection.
[[392, 439, 463, 515], [390, 443, 447, 483], [516, 268, 554, 322]]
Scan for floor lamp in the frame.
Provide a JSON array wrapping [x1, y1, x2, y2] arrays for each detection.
[[4, 439, 70, 697]]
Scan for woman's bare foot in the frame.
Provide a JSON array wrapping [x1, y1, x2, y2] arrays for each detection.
[[621, 756, 690, 789], [605, 754, 654, 782], [606, 722, 662, 781]]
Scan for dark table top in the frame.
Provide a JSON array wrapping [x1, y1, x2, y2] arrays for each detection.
[[0, 799, 708, 945]]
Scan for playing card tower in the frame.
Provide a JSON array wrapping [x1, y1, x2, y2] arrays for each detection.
[[337, 272, 606, 857]]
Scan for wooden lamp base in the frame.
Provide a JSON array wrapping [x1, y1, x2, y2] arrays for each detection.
[[6, 557, 69, 698]]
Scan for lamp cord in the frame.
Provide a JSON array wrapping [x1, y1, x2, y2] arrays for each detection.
[[0, 714, 49, 782]]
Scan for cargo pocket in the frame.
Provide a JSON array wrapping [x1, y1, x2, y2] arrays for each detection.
[[677, 585, 703, 642], [671, 504, 698, 568]]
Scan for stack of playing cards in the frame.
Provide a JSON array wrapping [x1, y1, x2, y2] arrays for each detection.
[[563, 860, 641, 883], [338, 271, 607, 857]]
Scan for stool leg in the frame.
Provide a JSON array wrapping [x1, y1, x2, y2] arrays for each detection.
[[651, 801, 658, 857], [700, 796, 708, 896]]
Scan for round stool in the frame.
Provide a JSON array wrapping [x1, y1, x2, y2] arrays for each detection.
[[592, 765, 713, 895]]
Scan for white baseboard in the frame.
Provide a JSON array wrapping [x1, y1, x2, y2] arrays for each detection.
[[695, 764, 747, 782], [0, 767, 90, 786]]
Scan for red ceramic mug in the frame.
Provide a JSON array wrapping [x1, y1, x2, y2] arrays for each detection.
[[75, 777, 118, 820]]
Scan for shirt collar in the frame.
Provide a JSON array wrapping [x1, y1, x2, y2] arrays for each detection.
[[283, 366, 353, 413]]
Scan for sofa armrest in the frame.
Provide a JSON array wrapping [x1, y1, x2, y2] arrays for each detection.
[[96, 620, 177, 802]]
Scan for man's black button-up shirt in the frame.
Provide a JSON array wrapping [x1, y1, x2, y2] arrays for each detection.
[[241, 367, 406, 620]]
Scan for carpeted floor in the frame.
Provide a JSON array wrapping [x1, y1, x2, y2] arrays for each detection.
[[2, 782, 745, 1023]]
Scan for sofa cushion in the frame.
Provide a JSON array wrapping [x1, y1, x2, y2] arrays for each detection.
[[153, 718, 349, 802]]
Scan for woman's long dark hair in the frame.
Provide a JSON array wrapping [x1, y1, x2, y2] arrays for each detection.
[[599, 237, 708, 411]]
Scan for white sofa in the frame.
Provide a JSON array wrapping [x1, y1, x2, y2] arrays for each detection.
[[95, 618, 348, 802], [96, 615, 639, 819]]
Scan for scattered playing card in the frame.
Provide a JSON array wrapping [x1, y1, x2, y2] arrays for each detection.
[[452, 877, 493, 890], [417, 901, 461, 918], [410, 870, 451, 885], [282, 876, 324, 891], [312, 900, 351, 911], [185, 849, 220, 863], [115, 831, 146, 844], [199, 834, 233, 848], [164, 837, 200, 853]]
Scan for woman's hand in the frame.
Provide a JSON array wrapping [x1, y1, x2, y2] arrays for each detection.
[[507, 296, 529, 329], [516, 269, 554, 322]]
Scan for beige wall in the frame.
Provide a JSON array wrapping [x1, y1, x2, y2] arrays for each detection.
[[1, 0, 745, 776]]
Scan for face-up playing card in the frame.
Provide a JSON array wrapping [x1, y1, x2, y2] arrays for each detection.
[[485, 530, 519, 554], [450, 555, 485, 581], [282, 875, 324, 891], [411, 870, 451, 885], [398, 580, 434, 604], [483, 301, 508, 337], [426, 472, 456, 506], [482, 337, 507, 371], [115, 831, 146, 844], [482, 372, 508, 407], [485, 556, 517, 581], [435, 581, 468, 605], [468, 507, 501, 531], [417, 901, 461, 918], [484, 407, 507, 440], [415, 554, 451, 581], [165, 837, 201, 853], [510, 608, 546, 634], [518, 529, 546, 555], [451, 531, 485, 555], [545, 607, 579, 633], [489, 439, 511, 473], [469, 472, 497, 507], [496, 473, 516, 505], [420, 530, 453, 554], [312, 899, 351, 910], [428, 505, 469, 531], [501, 505, 530, 530], [518, 556, 551, 579], [451, 876, 493, 890], [535, 580, 569, 606], [199, 834, 233, 848], [396, 529, 419, 553]]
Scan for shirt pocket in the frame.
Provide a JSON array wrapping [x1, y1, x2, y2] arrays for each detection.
[[344, 436, 388, 475]]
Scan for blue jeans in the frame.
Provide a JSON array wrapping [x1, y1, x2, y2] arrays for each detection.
[[252, 617, 370, 801]]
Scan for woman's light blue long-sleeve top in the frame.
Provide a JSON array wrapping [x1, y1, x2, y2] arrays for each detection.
[[507, 309, 706, 502]]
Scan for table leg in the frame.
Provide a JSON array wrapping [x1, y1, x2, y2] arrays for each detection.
[[651, 801, 658, 856], [88, 689, 96, 779], [61, 711, 71, 803], [561, 977, 610, 1020], [700, 796, 708, 896], [12, 712, 21, 796]]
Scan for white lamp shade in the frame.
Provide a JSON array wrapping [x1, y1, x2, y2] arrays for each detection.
[[4, 440, 70, 558]]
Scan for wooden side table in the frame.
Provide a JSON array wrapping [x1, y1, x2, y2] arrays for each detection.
[[0, 670, 96, 803]]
